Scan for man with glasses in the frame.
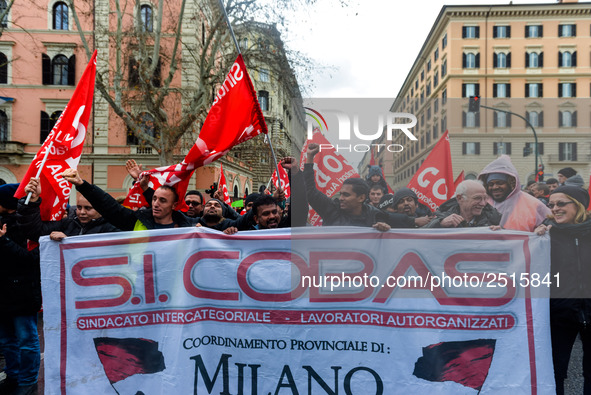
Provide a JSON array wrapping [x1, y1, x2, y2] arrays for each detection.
[[425, 180, 501, 228], [184, 190, 204, 218]]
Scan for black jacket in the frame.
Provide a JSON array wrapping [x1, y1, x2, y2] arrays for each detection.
[[77, 181, 196, 231], [424, 197, 501, 228], [0, 212, 41, 315], [16, 197, 119, 239], [303, 164, 414, 228], [546, 218, 591, 326]]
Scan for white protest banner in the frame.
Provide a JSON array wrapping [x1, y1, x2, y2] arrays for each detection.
[[41, 227, 554, 394]]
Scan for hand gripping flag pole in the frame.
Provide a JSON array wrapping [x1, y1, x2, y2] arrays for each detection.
[[217, 0, 283, 188]]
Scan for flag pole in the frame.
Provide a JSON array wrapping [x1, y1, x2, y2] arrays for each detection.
[[218, 0, 283, 190], [24, 141, 54, 205]]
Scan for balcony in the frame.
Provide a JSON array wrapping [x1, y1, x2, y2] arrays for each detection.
[[0, 141, 25, 155]]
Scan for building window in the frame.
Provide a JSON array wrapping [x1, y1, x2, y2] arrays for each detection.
[[42, 54, 75, 85], [462, 111, 480, 128], [0, 0, 8, 28], [440, 116, 446, 136], [559, 142, 577, 161], [493, 111, 511, 128], [128, 57, 161, 87], [525, 25, 542, 38], [52, 55, 69, 85], [426, 81, 431, 96], [525, 111, 543, 127], [433, 71, 439, 87], [0, 52, 7, 84], [138, 112, 158, 138], [493, 26, 510, 38], [559, 110, 576, 127], [259, 68, 269, 82], [239, 37, 248, 51], [462, 26, 479, 39], [559, 24, 576, 38], [525, 83, 543, 98], [434, 48, 439, 61], [463, 52, 479, 69], [525, 52, 543, 68], [493, 142, 512, 155], [442, 89, 447, 105], [427, 60, 431, 72], [40, 110, 61, 143], [0, 110, 7, 142], [493, 83, 510, 98], [442, 33, 447, 49], [421, 70, 424, 81], [434, 98, 439, 113], [559, 51, 576, 68], [139, 4, 153, 32], [53, 2, 68, 30], [558, 83, 576, 98], [462, 142, 480, 155], [524, 142, 544, 156], [462, 83, 479, 98], [258, 90, 269, 111], [493, 52, 510, 68], [441, 59, 447, 77]]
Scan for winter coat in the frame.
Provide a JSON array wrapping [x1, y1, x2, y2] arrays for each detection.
[[16, 197, 119, 239], [424, 197, 501, 228], [0, 212, 41, 315], [478, 155, 550, 231], [546, 218, 591, 326], [77, 181, 196, 231]]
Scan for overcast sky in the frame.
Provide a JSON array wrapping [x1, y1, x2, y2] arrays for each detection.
[[286, 0, 558, 98]]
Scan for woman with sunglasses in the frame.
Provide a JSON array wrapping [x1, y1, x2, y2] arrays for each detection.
[[535, 185, 591, 394]]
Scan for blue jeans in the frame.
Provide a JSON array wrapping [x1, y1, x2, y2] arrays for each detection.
[[0, 314, 40, 386]]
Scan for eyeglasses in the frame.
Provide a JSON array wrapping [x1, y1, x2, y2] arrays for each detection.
[[548, 201, 574, 209], [185, 200, 202, 206]]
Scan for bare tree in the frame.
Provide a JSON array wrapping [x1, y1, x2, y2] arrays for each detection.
[[66, 0, 328, 166]]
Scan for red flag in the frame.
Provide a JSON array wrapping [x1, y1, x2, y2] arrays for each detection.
[[218, 164, 231, 204], [124, 54, 267, 210], [454, 170, 465, 189], [369, 146, 376, 166], [299, 128, 360, 226], [15, 51, 97, 221], [406, 131, 455, 212], [271, 165, 291, 199]]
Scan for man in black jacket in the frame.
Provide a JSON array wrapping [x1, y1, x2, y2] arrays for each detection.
[[304, 143, 416, 228], [18, 177, 119, 241], [0, 183, 40, 395], [61, 169, 195, 231]]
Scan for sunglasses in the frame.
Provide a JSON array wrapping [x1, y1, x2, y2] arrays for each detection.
[[548, 201, 574, 209], [185, 200, 202, 206]]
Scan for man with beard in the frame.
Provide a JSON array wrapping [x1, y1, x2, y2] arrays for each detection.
[[385, 188, 433, 227], [251, 195, 286, 229], [425, 180, 501, 228], [478, 155, 550, 231]]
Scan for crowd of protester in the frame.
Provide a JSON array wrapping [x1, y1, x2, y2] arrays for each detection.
[[0, 146, 589, 394]]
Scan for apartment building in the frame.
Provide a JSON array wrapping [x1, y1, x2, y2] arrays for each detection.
[[380, 0, 591, 188]]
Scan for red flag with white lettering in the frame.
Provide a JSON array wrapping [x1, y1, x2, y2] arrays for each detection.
[[299, 128, 360, 226], [14, 51, 97, 221], [124, 54, 267, 210], [271, 165, 291, 199], [406, 131, 455, 212], [219, 164, 231, 204]]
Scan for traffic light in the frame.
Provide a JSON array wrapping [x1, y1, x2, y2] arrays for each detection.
[[536, 164, 544, 182], [468, 96, 480, 112], [205, 182, 218, 198]]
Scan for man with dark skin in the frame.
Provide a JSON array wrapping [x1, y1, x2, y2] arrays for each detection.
[[252, 195, 282, 229], [303, 143, 415, 229]]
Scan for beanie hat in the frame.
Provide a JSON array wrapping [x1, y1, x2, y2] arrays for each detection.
[[392, 187, 418, 207], [367, 166, 383, 179], [558, 167, 577, 179], [0, 183, 18, 211], [378, 194, 395, 210], [486, 173, 509, 183], [565, 174, 584, 188], [551, 185, 590, 209], [244, 193, 261, 206]]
